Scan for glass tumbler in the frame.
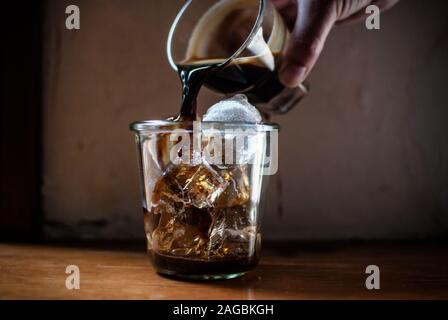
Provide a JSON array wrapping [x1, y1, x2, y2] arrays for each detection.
[[130, 120, 278, 280]]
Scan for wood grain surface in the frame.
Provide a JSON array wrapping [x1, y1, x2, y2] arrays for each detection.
[[0, 242, 447, 299]]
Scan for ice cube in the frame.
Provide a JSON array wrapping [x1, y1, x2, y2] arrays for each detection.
[[149, 155, 257, 259], [205, 166, 252, 257], [202, 95, 264, 166], [215, 166, 250, 207], [184, 161, 229, 208], [203, 94, 262, 123], [152, 213, 208, 257], [149, 160, 229, 258], [151, 195, 212, 256], [207, 205, 255, 258], [152, 160, 228, 210]]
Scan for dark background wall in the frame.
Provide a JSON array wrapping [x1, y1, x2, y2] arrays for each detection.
[[1, 2, 43, 240], [41, 0, 448, 240]]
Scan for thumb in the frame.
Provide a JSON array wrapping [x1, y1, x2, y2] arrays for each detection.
[[279, 0, 337, 87]]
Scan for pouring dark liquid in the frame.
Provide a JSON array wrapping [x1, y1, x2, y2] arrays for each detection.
[[172, 0, 287, 121], [175, 55, 284, 121], [175, 63, 220, 121]]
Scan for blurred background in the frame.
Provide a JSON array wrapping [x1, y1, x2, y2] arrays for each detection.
[[2, 0, 448, 241]]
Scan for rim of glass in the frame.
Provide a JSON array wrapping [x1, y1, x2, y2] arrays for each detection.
[[167, 0, 265, 71], [130, 120, 279, 133]]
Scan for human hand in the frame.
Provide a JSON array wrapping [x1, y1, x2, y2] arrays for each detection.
[[272, 0, 400, 87]]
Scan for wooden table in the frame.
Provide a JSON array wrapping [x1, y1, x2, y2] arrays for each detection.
[[1, 242, 447, 299]]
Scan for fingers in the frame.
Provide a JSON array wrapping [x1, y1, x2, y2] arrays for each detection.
[[277, 0, 400, 87], [279, 0, 337, 87], [271, 0, 298, 30]]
